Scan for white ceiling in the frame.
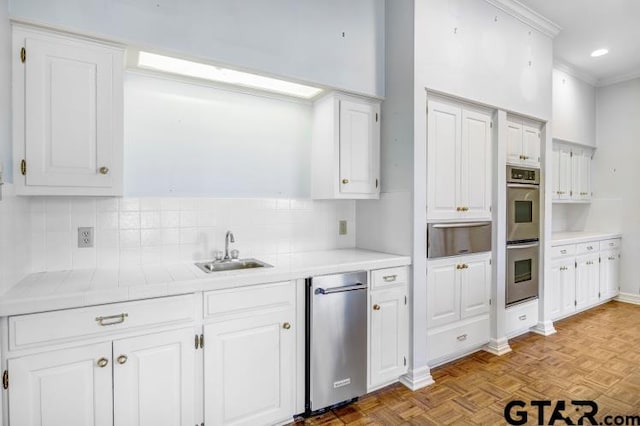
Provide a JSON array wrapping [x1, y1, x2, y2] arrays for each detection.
[[517, 0, 640, 85]]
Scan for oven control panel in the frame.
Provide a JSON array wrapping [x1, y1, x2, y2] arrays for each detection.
[[507, 165, 540, 184]]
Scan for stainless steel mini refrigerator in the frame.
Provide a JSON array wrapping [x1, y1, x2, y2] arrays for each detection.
[[305, 271, 368, 415]]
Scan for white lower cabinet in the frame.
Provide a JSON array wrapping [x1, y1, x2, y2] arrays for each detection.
[[203, 310, 295, 426], [8, 327, 195, 426], [505, 299, 538, 337], [113, 328, 195, 426], [426, 253, 491, 364], [368, 267, 409, 390], [202, 281, 296, 426], [9, 342, 114, 426], [550, 238, 621, 321]]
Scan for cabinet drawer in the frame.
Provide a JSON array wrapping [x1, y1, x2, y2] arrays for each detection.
[[9, 294, 195, 350], [371, 267, 408, 290], [600, 239, 620, 251], [506, 299, 538, 335], [204, 281, 294, 321], [426, 316, 489, 363], [576, 241, 598, 255], [550, 244, 576, 258]]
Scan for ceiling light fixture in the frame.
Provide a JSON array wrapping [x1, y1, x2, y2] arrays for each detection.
[[590, 48, 609, 58], [137, 51, 323, 99]]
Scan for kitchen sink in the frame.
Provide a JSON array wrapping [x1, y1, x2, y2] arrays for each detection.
[[195, 258, 273, 273]]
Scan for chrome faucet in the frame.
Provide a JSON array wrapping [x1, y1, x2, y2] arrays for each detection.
[[224, 231, 235, 260]]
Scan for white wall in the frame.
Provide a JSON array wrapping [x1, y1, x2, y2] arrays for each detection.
[[552, 68, 596, 146], [583, 78, 640, 295], [0, 0, 10, 182], [414, 0, 553, 121], [9, 0, 385, 98], [0, 185, 31, 294], [124, 73, 311, 198]]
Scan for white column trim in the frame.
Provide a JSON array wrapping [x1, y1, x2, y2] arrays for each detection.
[[399, 366, 434, 391], [483, 338, 512, 356]]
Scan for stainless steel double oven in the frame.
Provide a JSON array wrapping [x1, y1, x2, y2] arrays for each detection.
[[506, 165, 540, 306]]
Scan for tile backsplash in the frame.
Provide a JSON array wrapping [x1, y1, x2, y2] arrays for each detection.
[[29, 197, 356, 272]]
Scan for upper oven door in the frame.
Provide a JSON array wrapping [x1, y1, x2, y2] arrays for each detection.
[[507, 183, 540, 243]]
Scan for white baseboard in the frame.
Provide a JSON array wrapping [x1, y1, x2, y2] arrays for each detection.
[[483, 338, 512, 356], [531, 320, 557, 336], [616, 292, 640, 305], [399, 366, 434, 391]]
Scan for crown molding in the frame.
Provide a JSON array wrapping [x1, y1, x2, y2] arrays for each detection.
[[553, 60, 598, 86], [596, 70, 640, 88], [483, 0, 562, 38]]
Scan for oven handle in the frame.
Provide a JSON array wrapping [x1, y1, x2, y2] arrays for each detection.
[[431, 222, 491, 229], [507, 242, 539, 250], [507, 183, 539, 189]]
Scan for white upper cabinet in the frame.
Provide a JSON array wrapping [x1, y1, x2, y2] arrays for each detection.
[[506, 117, 541, 168], [427, 98, 492, 221], [552, 141, 593, 202], [12, 24, 124, 196], [311, 92, 380, 199]]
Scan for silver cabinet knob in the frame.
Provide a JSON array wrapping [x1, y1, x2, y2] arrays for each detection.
[[282, 322, 291, 330], [99, 166, 109, 175], [97, 357, 109, 368], [117, 355, 128, 365]]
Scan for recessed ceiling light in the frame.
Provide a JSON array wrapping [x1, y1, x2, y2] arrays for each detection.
[[137, 51, 323, 99], [591, 49, 609, 58]]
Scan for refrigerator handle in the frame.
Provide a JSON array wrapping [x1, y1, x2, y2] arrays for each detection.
[[315, 283, 367, 295]]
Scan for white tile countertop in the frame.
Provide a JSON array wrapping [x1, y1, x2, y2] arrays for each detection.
[[551, 231, 622, 246], [0, 249, 411, 316]]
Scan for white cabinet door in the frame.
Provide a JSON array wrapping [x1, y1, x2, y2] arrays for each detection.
[[571, 149, 592, 201], [551, 258, 576, 319], [204, 310, 294, 426], [506, 121, 523, 164], [16, 27, 123, 195], [549, 259, 563, 319], [460, 255, 491, 319], [599, 250, 620, 300], [339, 99, 380, 195], [113, 328, 195, 426], [558, 145, 573, 200], [427, 100, 461, 220], [9, 343, 113, 426], [369, 287, 408, 388], [576, 254, 599, 309], [522, 125, 541, 168], [427, 258, 461, 328], [551, 147, 561, 201], [460, 109, 492, 220]]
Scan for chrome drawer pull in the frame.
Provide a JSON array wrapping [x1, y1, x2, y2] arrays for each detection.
[[519, 315, 527, 321], [96, 313, 128, 326], [560, 250, 567, 254], [587, 246, 593, 250], [609, 242, 614, 246], [456, 334, 467, 341], [383, 274, 398, 282]]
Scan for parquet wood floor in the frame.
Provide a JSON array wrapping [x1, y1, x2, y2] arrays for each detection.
[[294, 301, 640, 425]]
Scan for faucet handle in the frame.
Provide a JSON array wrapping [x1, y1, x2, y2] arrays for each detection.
[[214, 250, 224, 261], [230, 249, 239, 260]]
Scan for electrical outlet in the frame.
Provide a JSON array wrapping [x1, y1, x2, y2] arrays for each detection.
[[339, 220, 348, 235], [78, 227, 94, 248]]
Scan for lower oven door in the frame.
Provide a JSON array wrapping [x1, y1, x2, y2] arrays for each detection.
[[506, 241, 539, 306]]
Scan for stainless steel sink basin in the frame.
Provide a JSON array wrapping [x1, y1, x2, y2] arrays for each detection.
[[195, 258, 273, 273]]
